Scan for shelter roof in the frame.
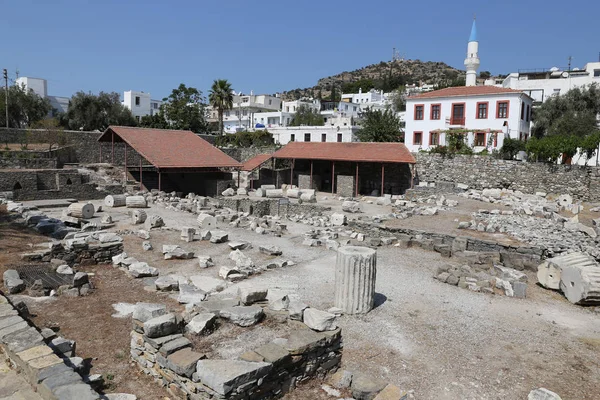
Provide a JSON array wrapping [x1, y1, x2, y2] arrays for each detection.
[[241, 153, 273, 171], [272, 142, 416, 164]]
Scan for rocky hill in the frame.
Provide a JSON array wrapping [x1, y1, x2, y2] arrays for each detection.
[[283, 59, 466, 100]]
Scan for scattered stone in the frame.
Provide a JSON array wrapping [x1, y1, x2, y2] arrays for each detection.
[[228, 241, 251, 250], [73, 272, 89, 287], [288, 300, 308, 321], [321, 384, 341, 397], [351, 374, 387, 400], [131, 209, 147, 224], [342, 201, 361, 213], [128, 262, 159, 278], [236, 188, 247, 196], [164, 247, 195, 260], [142, 241, 153, 251], [269, 295, 290, 311], [190, 276, 226, 293], [259, 245, 282, 256], [185, 313, 217, 335], [329, 369, 353, 389], [177, 284, 207, 304], [219, 306, 264, 327], [155, 275, 180, 291], [3, 270, 25, 294], [331, 213, 347, 226], [373, 384, 407, 400], [197, 214, 217, 230], [28, 279, 46, 297], [101, 215, 113, 224], [221, 188, 235, 196], [180, 227, 195, 242], [197, 256, 214, 269], [56, 265, 73, 275], [137, 229, 150, 240], [239, 287, 268, 305], [303, 308, 337, 331], [528, 388, 562, 400], [210, 230, 229, 243], [146, 215, 164, 228]]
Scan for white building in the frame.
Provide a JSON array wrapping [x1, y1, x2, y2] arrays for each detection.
[[210, 93, 282, 132], [404, 21, 532, 152], [405, 86, 533, 152], [15, 76, 69, 116], [122, 90, 162, 121], [341, 88, 386, 105], [501, 62, 600, 103], [269, 126, 358, 145]]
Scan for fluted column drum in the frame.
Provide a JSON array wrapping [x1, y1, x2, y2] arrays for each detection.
[[334, 246, 377, 314]]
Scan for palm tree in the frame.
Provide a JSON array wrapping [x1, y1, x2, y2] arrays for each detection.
[[209, 79, 234, 135]]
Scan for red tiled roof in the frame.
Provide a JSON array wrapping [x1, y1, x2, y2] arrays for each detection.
[[408, 86, 526, 99], [98, 126, 241, 169], [272, 142, 416, 164], [241, 153, 273, 171]]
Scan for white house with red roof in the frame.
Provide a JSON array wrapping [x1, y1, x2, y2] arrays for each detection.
[[404, 86, 533, 152], [404, 19, 533, 152]]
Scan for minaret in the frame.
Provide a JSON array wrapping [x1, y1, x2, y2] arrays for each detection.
[[464, 18, 480, 87]]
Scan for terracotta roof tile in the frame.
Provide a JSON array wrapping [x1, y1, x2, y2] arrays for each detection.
[[98, 126, 241, 169], [408, 86, 526, 99], [241, 154, 273, 171], [272, 142, 416, 164]]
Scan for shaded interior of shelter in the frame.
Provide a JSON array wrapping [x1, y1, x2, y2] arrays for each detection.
[[129, 169, 234, 196], [248, 159, 413, 196]]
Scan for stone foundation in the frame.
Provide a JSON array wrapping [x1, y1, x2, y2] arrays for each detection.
[[131, 322, 342, 399]]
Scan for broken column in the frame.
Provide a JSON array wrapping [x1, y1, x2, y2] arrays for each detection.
[[334, 246, 377, 314], [104, 194, 127, 207], [131, 210, 147, 224], [67, 202, 95, 219], [126, 195, 147, 208], [560, 264, 600, 305]]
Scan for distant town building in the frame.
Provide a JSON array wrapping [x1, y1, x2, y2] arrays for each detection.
[[15, 77, 69, 116], [269, 125, 358, 145], [122, 90, 162, 121], [405, 20, 532, 152], [208, 92, 282, 133], [501, 62, 600, 104], [405, 86, 533, 152]]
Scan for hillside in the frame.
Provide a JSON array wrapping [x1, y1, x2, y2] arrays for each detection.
[[283, 59, 466, 100]]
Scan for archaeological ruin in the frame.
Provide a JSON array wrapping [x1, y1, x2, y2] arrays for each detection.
[[0, 125, 599, 399]]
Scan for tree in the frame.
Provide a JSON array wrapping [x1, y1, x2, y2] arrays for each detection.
[[499, 137, 526, 159], [289, 104, 324, 126], [479, 71, 491, 79], [355, 109, 403, 142], [208, 79, 234, 135], [0, 84, 51, 128], [161, 84, 209, 133], [533, 83, 600, 138], [139, 112, 169, 129], [388, 87, 406, 112], [33, 118, 67, 151], [66, 91, 136, 131]]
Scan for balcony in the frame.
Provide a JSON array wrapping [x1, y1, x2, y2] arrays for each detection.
[[449, 117, 465, 126]]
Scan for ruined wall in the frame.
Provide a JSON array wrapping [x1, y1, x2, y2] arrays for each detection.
[[221, 146, 278, 162], [0, 170, 120, 201], [415, 153, 600, 201], [131, 324, 342, 400]]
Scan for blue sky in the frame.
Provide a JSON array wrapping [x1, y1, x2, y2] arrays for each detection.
[[2, 0, 598, 100]]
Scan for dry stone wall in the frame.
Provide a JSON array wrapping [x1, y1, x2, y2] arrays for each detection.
[[415, 153, 600, 201]]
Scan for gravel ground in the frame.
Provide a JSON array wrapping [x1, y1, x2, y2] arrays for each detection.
[[39, 199, 600, 399]]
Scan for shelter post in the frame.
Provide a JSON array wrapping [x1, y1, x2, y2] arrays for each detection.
[[355, 162, 359, 197], [99, 143, 102, 163], [124, 143, 127, 183], [381, 164, 385, 196], [310, 160, 313, 189], [290, 159, 295, 186], [111, 131, 114, 164], [139, 157, 143, 191], [331, 161, 335, 194], [158, 170, 162, 192]]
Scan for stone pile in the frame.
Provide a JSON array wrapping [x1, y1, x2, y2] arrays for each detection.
[[130, 296, 342, 400], [21, 231, 124, 266], [434, 262, 528, 298], [112, 252, 159, 279], [0, 293, 101, 399]]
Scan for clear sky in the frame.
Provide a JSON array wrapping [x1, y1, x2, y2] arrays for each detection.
[[2, 0, 598, 100]]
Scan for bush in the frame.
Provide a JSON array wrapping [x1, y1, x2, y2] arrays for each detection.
[[215, 130, 275, 148], [499, 138, 526, 160]]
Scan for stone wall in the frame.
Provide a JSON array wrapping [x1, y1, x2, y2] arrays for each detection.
[[0, 293, 100, 399], [21, 236, 123, 266], [221, 146, 277, 163], [218, 197, 330, 217], [415, 153, 600, 201], [337, 175, 355, 197], [131, 320, 342, 400], [0, 170, 121, 201]]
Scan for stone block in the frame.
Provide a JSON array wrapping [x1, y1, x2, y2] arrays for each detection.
[[194, 360, 272, 396], [143, 313, 179, 338], [373, 384, 408, 400], [185, 313, 217, 335], [239, 287, 268, 305], [132, 303, 167, 323], [167, 348, 206, 378], [351, 373, 387, 400], [285, 329, 327, 355], [219, 306, 264, 327], [253, 342, 290, 365], [159, 337, 191, 356]]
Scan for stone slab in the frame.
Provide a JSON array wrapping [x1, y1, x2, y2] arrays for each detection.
[[194, 360, 272, 396], [284, 329, 327, 355], [167, 348, 206, 378]]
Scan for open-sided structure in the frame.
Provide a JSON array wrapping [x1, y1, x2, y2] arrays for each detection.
[[271, 142, 416, 196], [98, 126, 241, 195]]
